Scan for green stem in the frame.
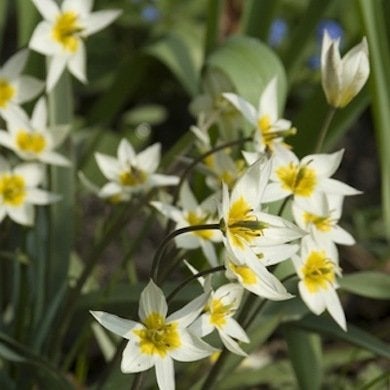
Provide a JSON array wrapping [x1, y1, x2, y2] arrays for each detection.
[[131, 372, 145, 390], [315, 107, 337, 153], [204, 0, 223, 57], [166, 265, 226, 303], [277, 195, 291, 216], [151, 224, 221, 282]]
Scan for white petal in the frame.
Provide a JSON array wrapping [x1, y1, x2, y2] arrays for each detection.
[[117, 138, 136, 164], [167, 293, 208, 328], [82, 10, 122, 36], [179, 181, 198, 210], [262, 182, 289, 203], [222, 93, 257, 125], [302, 150, 343, 178], [258, 77, 278, 122], [139, 280, 168, 321], [150, 201, 183, 223], [29, 22, 60, 56], [155, 357, 175, 390], [136, 143, 161, 173], [95, 153, 121, 181], [298, 282, 325, 315], [219, 332, 247, 356], [121, 339, 154, 373], [7, 203, 34, 226], [328, 225, 355, 245], [68, 42, 87, 83], [14, 76, 44, 104], [2, 50, 28, 79], [46, 56, 68, 91], [200, 240, 218, 267], [0, 130, 14, 150], [40, 151, 71, 166], [169, 330, 215, 362], [99, 182, 126, 199], [320, 178, 361, 196], [32, 0, 59, 21], [90, 311, 139, 339], [26, 188, 60, 205], [14, 163, 44, 186], [62, 0, 93, 15], [148, 173, 179, 187], [31, 97, 48, 129], [222, 318, 249, 343], [324, 288, 347, 331]]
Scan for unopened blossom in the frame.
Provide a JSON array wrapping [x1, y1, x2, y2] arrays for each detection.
[[223, 77, 296, 152], [191, 282, 249, 356], [95, 138, 179, 202], [91, 280, 215, 390], [152, 182, 222, 266], [0, 49, 43, 122], [29, 0, 121, 90], [263, 147, 361, 203], [220, 157, 303, 263], [0, 97, 70, 166], [292, 193, 355, 245], [292, 236, 346, 330], [321, 31, 369, 108], [0, 156, 59, 225]]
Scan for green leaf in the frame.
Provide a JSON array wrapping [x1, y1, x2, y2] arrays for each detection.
[[339, 271, 390, 300], [283, 326, 323, 390], [358, 0, 390, 239], [16, 0, 39, 47], [205, 35, 287, 109], [146, 28, 203, 97], [295, 315, 390, 359]]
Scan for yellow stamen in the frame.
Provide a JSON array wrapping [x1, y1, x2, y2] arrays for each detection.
[[16, 130, 46, 155], [302, 251, 335, 293], [207, 298, 234, 328], [133, 313, 181, 357], [52, 11, 83, 53], [119, 167, 147, 187], [276, 162, 317, 197], [303, 212, 333, 232], [0, 79, 15, 108], [0, 174, 26, 206]]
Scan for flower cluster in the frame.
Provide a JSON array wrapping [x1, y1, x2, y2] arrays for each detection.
[[90, 31, 369, 390]]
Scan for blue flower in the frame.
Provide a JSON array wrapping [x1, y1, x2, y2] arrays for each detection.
[[268, 18, 288, 47]]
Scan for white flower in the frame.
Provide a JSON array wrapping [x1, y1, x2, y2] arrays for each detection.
[[152, 181, 222, 266], [29, 0, 121, 91], [0, 49, 43, 122], [321, 31, 369, 108], [220, 156, 303, 263], [95, 139, 179, 202], [292, 193, 355, 245], [263, 147, 361, 203], [91, 280, 216, 390], [0, 97, 70, 166], [223, 77, 295, 152], [190, 282, 250, 356], [225, 248, 293, 301], [0, 156, 59, 225], [292, 236, 346, 330]]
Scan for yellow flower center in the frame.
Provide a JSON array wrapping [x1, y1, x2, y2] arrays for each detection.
[[229, 261, 257, 285], [303, 212, 333, 232], [16, 130, 46, 155], [302, 250, 335, 293], [276, 162, 317, 197], [186, 211, 214, 240], [207, 298, 234, 328], [119, 167, 147, 187], [0, 174, 26, 206], [133, 313, 181, 357], [0, 78, 15, 108], [52, 11, 83, 53], [226, 196, 267, 249]]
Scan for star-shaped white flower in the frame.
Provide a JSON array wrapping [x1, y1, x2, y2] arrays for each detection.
[[29, 0, 121, 90], [263, 147, 361, 203], [0, 97, 70, 166], [220, 156, 303, 263], [0, 49, 43, 122], [292, 236, 346, 330], [152, 181, 222, 266], [223, 77, 295, 152], [95, 139, 179, 202], [292, 193, 355, 246], [91, 280, 216, 390], [0, 156, 60, 225], [321, 31, 369, 108]]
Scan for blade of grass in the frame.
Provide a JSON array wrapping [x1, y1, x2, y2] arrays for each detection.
[[204, 0, 223, 57], [358, 0, 390, 239], [16, 0, 39, 47]]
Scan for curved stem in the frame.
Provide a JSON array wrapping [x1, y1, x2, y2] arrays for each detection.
[[315, 107, 337, 153], [150, 224, 221, 281], [277, 195, 292, 217], [131, 372, 145, 390], [166, 265, 225, 303]]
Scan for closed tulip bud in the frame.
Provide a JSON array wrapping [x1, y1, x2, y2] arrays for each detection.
[[321, 31, 369, 108]]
